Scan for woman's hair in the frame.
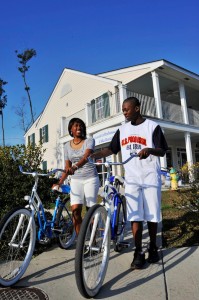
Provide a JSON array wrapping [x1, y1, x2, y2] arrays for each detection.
[[68, 118, 87, 137]]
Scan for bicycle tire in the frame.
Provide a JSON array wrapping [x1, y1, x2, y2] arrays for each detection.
[[56, 203, 76, 249], [0, 207, 36, 286], [113, 195, 127, 252], [75, 204, 110, 298]]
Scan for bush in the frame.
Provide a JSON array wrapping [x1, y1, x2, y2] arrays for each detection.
[[179, 162, 199, 212], [0, 144, 57, 221]]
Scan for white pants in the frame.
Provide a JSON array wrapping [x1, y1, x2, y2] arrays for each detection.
[[125, 179, 161, 222], [70, 176, 100, 207]]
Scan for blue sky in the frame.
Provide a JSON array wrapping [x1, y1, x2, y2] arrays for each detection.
[[1, 0, 199, 145]]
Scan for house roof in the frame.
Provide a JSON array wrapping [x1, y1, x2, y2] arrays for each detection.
[[98, 59, 199, 79]]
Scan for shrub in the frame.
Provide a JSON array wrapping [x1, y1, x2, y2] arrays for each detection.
[[0, 144, 57, 220], [179, 162, 199, 213]]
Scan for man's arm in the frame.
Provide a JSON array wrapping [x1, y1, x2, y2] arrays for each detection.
[[138, 125, 168, 159], [138, 147, 166, 159], [91, 129, 120, 159]]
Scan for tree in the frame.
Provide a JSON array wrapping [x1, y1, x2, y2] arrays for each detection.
[[0, 79, 7, 147], [16, 49, 36, 125], [14, 98, 32, 133]]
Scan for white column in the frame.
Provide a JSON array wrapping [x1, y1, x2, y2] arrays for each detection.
[[185, 132, 193, 165], [179, 82, 189, 124], [117, 151, 123, 176], [111, 154, 116, 176], [160, 128, 167, 169], [184, 132, 194, 181], [151, 71, 163, 118], [118, 84, 127, 111], [160, 156, 167, 169], [85, 102, 92, 126]]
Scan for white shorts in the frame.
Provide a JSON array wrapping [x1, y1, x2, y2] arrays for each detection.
[[125, 180, 161, 222], [70, 176, 100, 207]]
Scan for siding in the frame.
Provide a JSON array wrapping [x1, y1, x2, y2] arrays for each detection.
[[25, 69, 117, 170]]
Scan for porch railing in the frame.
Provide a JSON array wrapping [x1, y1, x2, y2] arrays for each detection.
[[90, 90, 199, 127]]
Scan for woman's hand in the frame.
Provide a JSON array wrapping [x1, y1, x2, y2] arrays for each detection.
[[52, 183, 61, 191], [68, 167, 75, 175]]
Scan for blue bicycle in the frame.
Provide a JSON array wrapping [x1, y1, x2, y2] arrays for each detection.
[[0, 167, 76, 287], [75, 154, 137, 298]]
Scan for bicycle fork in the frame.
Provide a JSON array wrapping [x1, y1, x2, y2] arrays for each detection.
[[88, 209, 110, 253], [8, 210, 34, 249]]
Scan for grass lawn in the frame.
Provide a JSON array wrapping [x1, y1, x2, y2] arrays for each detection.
[[161, 189, 199, 248]]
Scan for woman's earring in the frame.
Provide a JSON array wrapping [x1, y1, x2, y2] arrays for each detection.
[[71, 131, 73, 136]]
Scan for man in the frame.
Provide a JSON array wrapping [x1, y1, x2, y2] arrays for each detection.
[[91, 96, 168, 269]]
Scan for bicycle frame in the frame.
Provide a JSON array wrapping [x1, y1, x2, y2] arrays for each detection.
[[19, 166, 70, 241], [89, 153, 138, 249]]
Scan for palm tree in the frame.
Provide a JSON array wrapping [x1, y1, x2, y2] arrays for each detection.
[[0, 79, 7, 147], [16, 49, 36, 125]]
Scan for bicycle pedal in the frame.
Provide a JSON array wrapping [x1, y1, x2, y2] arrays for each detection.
[[118, 241, 130, 248], [52, 228, 62, 233], [38, 238, 50, 245]]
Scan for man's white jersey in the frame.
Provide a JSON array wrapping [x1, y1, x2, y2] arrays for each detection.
[[119, 119, 161, 186]]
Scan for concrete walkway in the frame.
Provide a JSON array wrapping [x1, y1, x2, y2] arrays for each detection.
[[0, 223, 198, 300]]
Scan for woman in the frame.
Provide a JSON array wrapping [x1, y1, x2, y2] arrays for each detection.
[[53, 118, 99, 235]]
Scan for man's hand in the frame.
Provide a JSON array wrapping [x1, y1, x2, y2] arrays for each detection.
[[138, 148, 150, 159]]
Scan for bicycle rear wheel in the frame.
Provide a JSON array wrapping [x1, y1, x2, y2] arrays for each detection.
[[113, 195, 127, 252], [0, 207, 36, 286], [75, 204, 110, 298], [56, 202, 76, 249]]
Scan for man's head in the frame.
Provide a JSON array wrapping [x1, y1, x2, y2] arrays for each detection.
[[122, 97, 142, 124]]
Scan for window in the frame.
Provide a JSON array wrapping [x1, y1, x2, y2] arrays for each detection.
[[40, 125, 49, 143], [28, 133, 35, 146], [91, 93, 110, 123]]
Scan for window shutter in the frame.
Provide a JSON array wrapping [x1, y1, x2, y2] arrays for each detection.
[[32, 133, 35, 146], [40, 128, 42, 143], [28, 135, 30, 145], [42, 161, 47, 171], [45, 125, 49, 142], [91, 100, 96, 123], [103, 93, 110, 118]]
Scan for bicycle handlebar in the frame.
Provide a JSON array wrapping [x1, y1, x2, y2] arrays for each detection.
[[88, 152, 138, 167], [19, 166, 66, 177]]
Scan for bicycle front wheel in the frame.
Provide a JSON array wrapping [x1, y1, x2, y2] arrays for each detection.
[[75, 204, 110, 298], [57, 203, 76, 249], [0, 207, 36, 286], [113, 195, 127, 252]]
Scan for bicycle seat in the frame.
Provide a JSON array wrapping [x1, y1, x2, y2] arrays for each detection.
[[61, 184, 70, 194]]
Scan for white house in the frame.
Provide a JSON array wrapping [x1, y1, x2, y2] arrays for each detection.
[[25, 59, 199, 182]]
